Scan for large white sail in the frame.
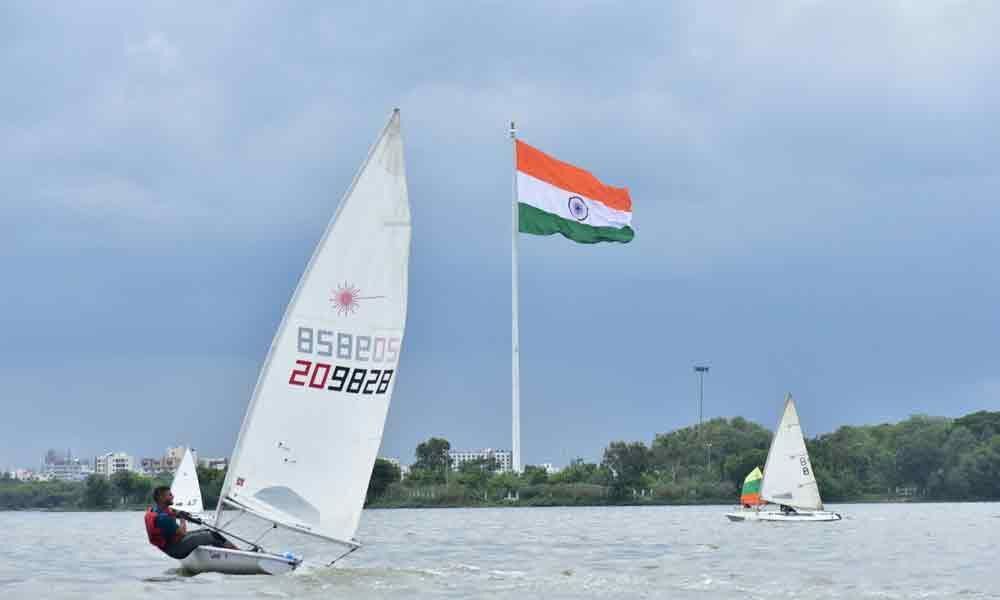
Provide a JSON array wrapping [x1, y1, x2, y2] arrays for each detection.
[[218, 110, 410, 546], [170, 448, 204, 515], [759, 394, 824, 511]]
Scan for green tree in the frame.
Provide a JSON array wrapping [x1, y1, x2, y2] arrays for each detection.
[[110, 471, 144, 506], [963, 438, 1000, 498], [82, 475, 112, 508], [894, 416, 949, 492], [521, 465, 549, 486], [414, 437, 451, 472], [954, 411, 1000, 441], [722, 449, 767, 491], [366, 459, 401, 505], [602, 441, 649, 499], [487, 471, 520, 500], [456, 458, 493, 499], [197, 467, 227, 509], [550, 458, 597, 484]]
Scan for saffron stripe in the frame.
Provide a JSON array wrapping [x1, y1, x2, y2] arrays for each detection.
[[516, 140, 632, 212]]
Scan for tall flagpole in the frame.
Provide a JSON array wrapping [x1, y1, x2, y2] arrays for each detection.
[[510, 120, 522, 474]]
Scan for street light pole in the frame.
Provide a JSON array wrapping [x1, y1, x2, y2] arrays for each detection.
[[694, 365, 711, 475], [693, 365, 710, 431]]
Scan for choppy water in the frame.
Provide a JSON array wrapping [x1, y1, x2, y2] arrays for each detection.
[[3, 503, 999, 599]]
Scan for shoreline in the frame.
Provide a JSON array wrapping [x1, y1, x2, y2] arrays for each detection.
[[4, 497, 998, 513]]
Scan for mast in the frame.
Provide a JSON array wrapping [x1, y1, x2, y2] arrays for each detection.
[[510, 120, 522, 474]]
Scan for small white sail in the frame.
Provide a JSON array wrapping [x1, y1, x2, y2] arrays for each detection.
[[217, 110, 410, 547], [170, 448, 204, 515], [759, 394, 824, 511]]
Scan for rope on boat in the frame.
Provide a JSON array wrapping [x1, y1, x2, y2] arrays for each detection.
[[252, 523, 278, 547], [328, 545, 359, 567], [218, 508, 245, 530], [180, 512, 264, 552]]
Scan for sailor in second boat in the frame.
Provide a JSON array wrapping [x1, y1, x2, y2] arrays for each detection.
[[145, 485, 238, 559]]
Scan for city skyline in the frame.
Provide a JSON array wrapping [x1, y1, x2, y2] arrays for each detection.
[[3, 445, 230, 478], [2, 3, 998, 469]]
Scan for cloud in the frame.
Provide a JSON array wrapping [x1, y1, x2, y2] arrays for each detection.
[[2, 2, 999, 467], [127, 32, 180, 75]]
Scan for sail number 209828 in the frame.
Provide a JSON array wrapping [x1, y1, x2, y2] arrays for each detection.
[[289, 360, 393, 395]]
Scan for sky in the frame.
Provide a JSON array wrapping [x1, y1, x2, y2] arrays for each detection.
[[2, 2, 998, 470]]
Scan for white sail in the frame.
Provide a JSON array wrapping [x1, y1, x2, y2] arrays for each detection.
[[218, 110, 410, 546], [170, 448, 204, 515], [759, 394, 824, 511]]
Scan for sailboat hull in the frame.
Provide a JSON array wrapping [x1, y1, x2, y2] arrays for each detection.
[[179, 546, 301, 575], [725, 508, 842, 522]]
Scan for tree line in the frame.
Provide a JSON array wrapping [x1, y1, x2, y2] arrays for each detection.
[[0, 467, 227, 511], [3, 410, 998, 510], [366, 410, 1000, 506]]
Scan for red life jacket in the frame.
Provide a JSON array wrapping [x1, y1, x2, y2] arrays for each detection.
[[145, 506, 177, 549]]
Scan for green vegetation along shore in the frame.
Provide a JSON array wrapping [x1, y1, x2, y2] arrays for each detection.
[[3, 410, 998, 511]]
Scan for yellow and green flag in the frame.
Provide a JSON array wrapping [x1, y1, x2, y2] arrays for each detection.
[[740, 467, 764, 506]]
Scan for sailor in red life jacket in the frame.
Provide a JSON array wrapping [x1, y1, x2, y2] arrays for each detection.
[[145, 485, 238, 559]]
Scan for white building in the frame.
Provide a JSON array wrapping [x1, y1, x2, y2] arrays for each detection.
[[42, 458, 91, 481], [448, 448, 512, 473], [40, 451, 92, 482], [94, 452, 134, 477], [198, 457, 228, 471]]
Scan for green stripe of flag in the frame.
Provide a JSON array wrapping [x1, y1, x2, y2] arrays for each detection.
[[519, 203, 634, 244]]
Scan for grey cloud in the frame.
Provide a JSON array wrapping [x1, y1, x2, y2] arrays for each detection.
[[2, 2, 998, 467]]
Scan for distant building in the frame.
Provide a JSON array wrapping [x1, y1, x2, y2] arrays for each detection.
[[162, 446, 196, 473], [198, 457, 228, 471], [12, 469, 35, 481], [42, 459, 91, 481], [539, 463, 560, 475], [139, 457, 165, 476], [94, 452, 134, 477], [448, 448, 512, 473], [41, 450, 91, 481]]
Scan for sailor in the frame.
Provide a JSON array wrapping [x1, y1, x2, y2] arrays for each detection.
[[145, 485, 237, 559], [779, 504, 797, 515]]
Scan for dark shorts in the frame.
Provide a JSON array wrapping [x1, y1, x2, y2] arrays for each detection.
[[163, 529, 230, 560]]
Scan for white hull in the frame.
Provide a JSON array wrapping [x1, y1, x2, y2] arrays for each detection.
[[179, 546, 300, 575], [726, 508, 842, 522]]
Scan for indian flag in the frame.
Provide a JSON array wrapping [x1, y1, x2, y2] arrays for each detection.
[[740, 466, 764, 506], [516, 140, 634, 244]]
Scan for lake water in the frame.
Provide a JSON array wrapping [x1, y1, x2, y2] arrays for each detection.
[[3, 503, 998, 599]]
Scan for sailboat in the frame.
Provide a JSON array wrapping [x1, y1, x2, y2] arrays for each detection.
[[179, 109, 411, 575], [170, 448, 204, 517], [725, 394, 842, 522]]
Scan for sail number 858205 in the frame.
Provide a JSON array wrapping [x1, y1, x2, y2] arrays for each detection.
[[288, 360, 393, 395]]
